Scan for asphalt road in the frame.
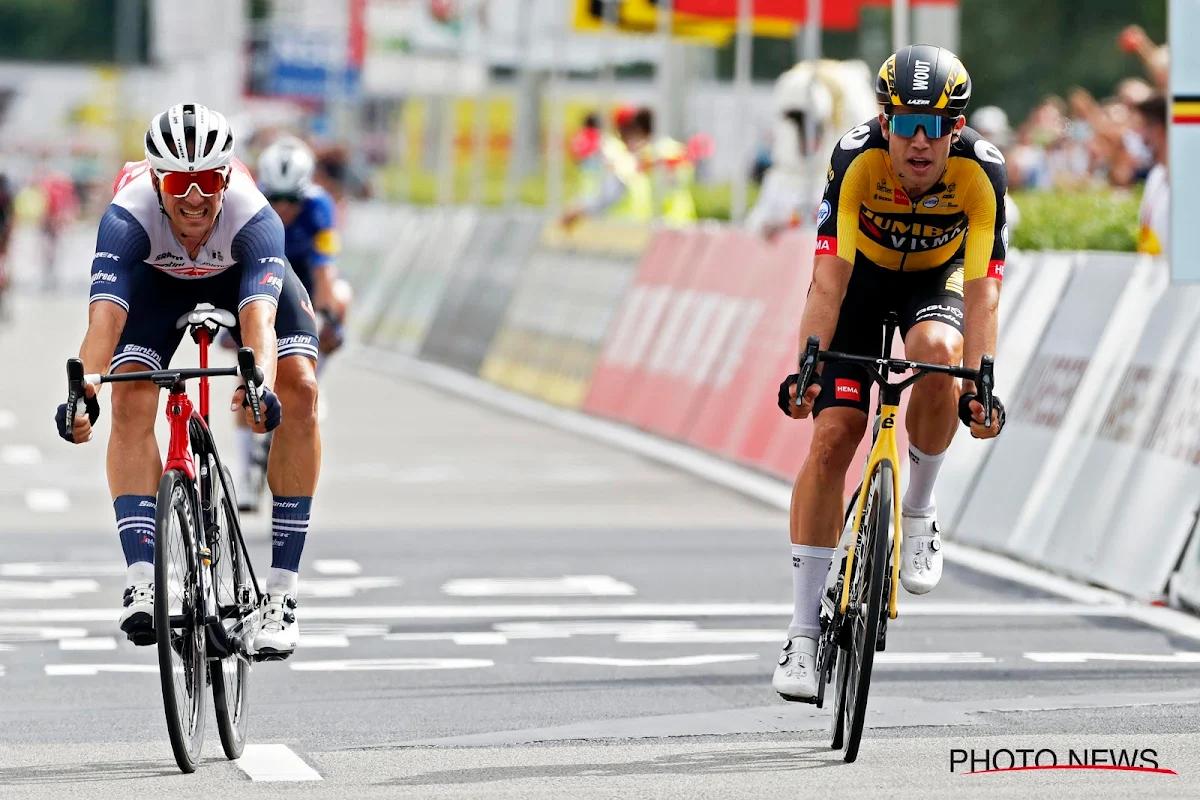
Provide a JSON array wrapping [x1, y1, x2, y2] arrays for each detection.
[[2, 264, 1200, 797]]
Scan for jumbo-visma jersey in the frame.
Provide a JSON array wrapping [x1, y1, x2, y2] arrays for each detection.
[[815, 118, 1009, 282]]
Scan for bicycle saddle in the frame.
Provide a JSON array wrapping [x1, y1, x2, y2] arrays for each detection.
[[177, 303, 237, 331]]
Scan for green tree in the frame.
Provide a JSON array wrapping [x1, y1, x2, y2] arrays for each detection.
[[0, 0, 149, 64]]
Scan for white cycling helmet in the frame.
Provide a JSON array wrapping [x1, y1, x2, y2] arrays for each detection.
[[257, 137, 316, 197], [144, 102, 235, 173]]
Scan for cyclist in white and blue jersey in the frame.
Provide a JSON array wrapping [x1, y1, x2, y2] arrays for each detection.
[[55, 103, 319, 658]]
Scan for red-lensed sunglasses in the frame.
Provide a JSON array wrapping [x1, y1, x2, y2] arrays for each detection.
[[153, 167, 230, 198]]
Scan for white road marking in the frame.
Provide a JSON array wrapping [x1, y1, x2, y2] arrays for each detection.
[[0, 645, 12, 652], [442, 575, 637, 597], [302, 577, 401, 599], [312, 560, 362, 576], [234, 744, 322, 782], [0, 601, 1142, 625], [290, 658, 494, 672], [0, 626, 88, 642], [494, 621, 696, 638], [0, 579, 100, 600], [24, 489, 70, 513], [301, 624, 389, 638], [0, 409, 15, 429], [0, 664, 6, 675], [45, 664, 158, 676], [617, 628, 780, 644], [58, 637, 117, 651], [534, 654, 759, 667], [451, 632, 509, 645], [0, 445, 42, 465], [299, 634, 350, 648], [876, 652, 998, 665], [0, 562, 125, 578], [1024, 651, 1200, 664]]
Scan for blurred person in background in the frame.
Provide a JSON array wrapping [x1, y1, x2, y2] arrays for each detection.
[[0, 169, 13, 321], [33, 156, 80, 292], [1132, 93, 1168, 257], [747, 59, 878, 240], [1120, 24, 1169, 93], [568, 111, 606, 203], [232, 135, 352, 513], [968, 105, 1021, 229], [561, 106, 697, 228]]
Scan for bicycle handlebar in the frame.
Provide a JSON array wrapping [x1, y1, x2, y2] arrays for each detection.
[[798, 335, 996, 423], [65, 347, 266, 426]]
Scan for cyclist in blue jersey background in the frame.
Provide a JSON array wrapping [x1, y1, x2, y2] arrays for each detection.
[[232, 136, 351, 511]]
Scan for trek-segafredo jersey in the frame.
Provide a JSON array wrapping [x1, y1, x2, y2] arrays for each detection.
[[90, 159, 288, 314]]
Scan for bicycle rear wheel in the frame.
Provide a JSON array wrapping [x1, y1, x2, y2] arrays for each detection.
[[208, 459, 253, 760], [834, 460, 892, 763], [155, 469, 208, 773]]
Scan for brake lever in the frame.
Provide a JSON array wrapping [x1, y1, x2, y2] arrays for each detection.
[[978, 355, 995, 427], [797, 335, 821, 395], [236, 348, 265, 426], [65, 358, 100, 427]]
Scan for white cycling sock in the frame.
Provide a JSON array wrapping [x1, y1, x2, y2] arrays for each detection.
[[266, 567, 298, 598], [788, 544, 834, 639], [126, 561, 154, 586], [903, 444, 945, 515]]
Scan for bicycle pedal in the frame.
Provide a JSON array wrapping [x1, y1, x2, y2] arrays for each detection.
[[777, 692, 818, 705], [124, 628, 157, 647], [253, 649, 293, 663]]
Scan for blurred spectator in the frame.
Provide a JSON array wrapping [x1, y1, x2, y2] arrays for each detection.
[[1132, 93, 1168, 257], [1119, 25, 1169, 92], [568, 111, 605, 202], [31, 158, 79, 292], [968, 105, 1021, 229], [0, 170, 13, 321]]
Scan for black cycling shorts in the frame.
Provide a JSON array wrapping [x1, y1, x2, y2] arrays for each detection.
[[111, 262, 319, 373], [812, 257, 965, 417]]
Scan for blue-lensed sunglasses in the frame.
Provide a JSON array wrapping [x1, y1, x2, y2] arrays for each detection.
[[887, 113, 955, 138]]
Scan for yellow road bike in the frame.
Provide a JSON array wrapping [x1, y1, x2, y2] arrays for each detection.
[[795, 314, 995, 763]]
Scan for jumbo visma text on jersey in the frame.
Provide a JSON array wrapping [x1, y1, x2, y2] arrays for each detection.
[[815, 117, 1009, 282]]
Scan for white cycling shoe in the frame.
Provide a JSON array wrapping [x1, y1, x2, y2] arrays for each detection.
[[772, 635, 819, 701], [899, 507, 943, 595], [254, 593, 299, 659], [119, 582, 155, 646]]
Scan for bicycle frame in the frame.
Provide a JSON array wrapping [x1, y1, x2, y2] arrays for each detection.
[[840, 392, 904, 621], [163, 327, 211, 480]]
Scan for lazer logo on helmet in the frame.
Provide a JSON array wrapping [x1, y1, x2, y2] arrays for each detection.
[[907, 99, 931, 106], [912, 59, 932, 92]]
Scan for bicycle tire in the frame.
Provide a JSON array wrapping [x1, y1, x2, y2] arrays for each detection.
[[828, 483, 860, 750], [154, 469, 208, 773], [208, 460, 253, 761], [840, 460, 892, 763]]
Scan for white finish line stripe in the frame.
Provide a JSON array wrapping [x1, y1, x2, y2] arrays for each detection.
[[235, 744, 322, 782], [0, 601, 1138, 624]]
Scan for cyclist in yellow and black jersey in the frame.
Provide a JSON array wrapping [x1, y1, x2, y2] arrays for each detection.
[[816, 116, 1008, 280], [773, 45, 1010, 702]]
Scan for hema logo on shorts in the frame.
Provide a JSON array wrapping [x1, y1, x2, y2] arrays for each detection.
[[835, 379, 861, 401]]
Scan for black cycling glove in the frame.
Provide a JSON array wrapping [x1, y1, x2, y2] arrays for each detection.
[[958, 392, 1006, 434], [55, 393, 101, 443], [241, 386, 283, 432], [778, 374, 800, 417]]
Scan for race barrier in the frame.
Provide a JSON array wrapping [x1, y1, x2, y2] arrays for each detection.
[[345, 200, 1200, 610]]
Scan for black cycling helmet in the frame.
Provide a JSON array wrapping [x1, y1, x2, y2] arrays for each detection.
[[876, 44, 972, 115]]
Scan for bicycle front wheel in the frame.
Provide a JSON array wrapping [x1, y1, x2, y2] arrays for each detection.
[[155, 469, 208, 773], [209, 460, 253, 760], [837, 460, 892, 764]]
